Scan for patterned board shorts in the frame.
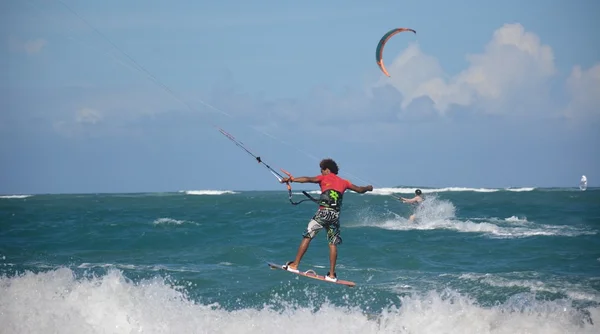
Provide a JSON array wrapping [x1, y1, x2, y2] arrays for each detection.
[[302, 208, 342, 245]]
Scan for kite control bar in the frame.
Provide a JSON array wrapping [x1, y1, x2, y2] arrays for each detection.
[[220, 128, 317, 205]]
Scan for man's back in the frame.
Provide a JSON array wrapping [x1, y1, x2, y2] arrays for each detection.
[[317, 173, 351, 194]]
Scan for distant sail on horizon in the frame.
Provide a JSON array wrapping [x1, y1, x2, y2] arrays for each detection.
[[580, 175, 587, 191]]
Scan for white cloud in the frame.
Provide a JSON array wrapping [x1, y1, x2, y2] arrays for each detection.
[[76, 107, 103, 124], [8, 36, 48, 55], [34, 22, 597, 142], [379, 23, 557, 115], [23, 39, 47, 54], [564, 64, 600, 120], [53, 107, 103, 137]]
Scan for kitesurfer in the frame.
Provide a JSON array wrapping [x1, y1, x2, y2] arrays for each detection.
[[400, 189, 423, 221], [280, 158, 373, 282]]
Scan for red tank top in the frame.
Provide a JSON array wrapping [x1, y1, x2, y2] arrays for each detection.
[[316, 173, 351, 193], [315, 174, 352, 211]]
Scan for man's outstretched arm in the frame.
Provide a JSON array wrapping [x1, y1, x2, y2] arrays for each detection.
[[400, 197, 419, 203], [348, 184, 373, 194], [280, 176, 320, 184]]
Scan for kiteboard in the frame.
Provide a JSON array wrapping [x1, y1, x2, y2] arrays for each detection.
[[267, 262, 356, 287]]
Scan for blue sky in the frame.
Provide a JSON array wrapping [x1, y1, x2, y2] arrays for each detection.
[[1, 0, 599, 194]]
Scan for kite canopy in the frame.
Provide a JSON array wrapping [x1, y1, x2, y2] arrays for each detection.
[[376, 28, 416, 77]]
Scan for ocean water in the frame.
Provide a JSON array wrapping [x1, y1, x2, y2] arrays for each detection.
[[1, 187, 599, 334]]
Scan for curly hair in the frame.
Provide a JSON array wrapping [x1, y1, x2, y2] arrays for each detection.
[[319, 158, 339, 174]]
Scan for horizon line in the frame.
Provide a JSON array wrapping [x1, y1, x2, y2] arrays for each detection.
[[1, 185, 595, 197]]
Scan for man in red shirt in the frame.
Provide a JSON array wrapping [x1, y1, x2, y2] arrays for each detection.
[[280, 158, 373, 282]]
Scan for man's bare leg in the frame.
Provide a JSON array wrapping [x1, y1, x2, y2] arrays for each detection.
[[327, 243, 337, 278], [287, 237, 311, 270]]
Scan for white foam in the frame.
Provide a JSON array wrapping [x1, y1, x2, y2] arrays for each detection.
[[470, 216, 530, 225], [0, 268, 596, 334], [458, 273, 600, 303], [152, 217, 197, 225], [370, 187, 499, 195], [390, 290, 597, 334], [366, 217, 595, 238], [76, 263, 205, 273], [180, 190, 239, 195], [293, 190, 320, 195], [0, 195, 32, 199], [0, 254, 11, 268], [504, 216, 529, 223], [368, 187, 538, 195], [354, 196, 595, 239], [505, 187, 536, 192]]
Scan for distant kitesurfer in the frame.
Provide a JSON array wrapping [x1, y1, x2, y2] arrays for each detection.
[[279, 158, 373, 282], [400, 189, 423, 221]]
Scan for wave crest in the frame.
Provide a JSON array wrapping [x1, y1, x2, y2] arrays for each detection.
[[180, 190, 238, 195]]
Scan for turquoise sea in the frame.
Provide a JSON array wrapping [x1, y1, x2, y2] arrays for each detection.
[[1, 186, 599, 333]]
